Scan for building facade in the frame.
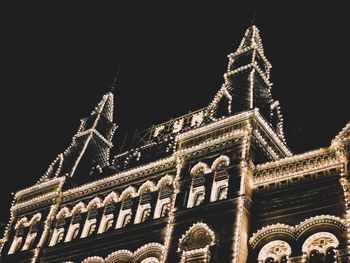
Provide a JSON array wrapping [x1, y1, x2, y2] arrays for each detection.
[[0, 25, 349, 263]]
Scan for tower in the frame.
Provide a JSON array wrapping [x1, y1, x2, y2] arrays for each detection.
[[39, 91, 117, 183], [207, 25, 285, 142]]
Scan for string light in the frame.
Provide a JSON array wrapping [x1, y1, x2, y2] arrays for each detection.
[[2, 23, 349, 263]]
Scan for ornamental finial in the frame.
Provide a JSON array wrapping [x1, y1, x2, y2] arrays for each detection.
[[111, 67, 124, 93]]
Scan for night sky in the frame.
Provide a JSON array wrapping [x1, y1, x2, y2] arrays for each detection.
[[0, 3, 348, 229]]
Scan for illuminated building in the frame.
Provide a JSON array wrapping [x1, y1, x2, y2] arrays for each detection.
[[0, 25, 349, 263]]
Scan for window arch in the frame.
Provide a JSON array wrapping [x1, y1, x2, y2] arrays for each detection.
[[81, 256, 104, 263], [98, 192, 119, 234], [178, 222, 216, 263], [65, 202, 86, 242], [49, 207, 70, 246], [258, 240, 292, 263], [116, 186, 137, 229], [22, 213, 41, 251], [187, 162, 211, 208], [134, 181, 156, 224], [8, 217, 28, 254], [302, 232, 339, 263], [210, 155, 230, 202], [154, 175, 174, 219], [140, 257, 160, 263], [105, 249, 133, 263], [81, 197, 102, 238], [133, 242, 164, 263]]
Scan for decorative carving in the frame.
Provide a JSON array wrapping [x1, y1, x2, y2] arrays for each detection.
[[211, 155, 230, 171], [302, 232, 339, 255], [105, 249, 132, 263], [179, 223, 215, 252], [190, 162, 211, 176], [258, 240, 291, 262], [249, 215, 346, 248], [81, 256, 104, 263]]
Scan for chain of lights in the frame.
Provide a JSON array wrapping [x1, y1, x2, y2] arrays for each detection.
[[254, 148, 341, 187], [62, 156, 175, 202], [258, 240, 292, 262], [249, 215, 347, 249], [88, 243, 164, 263], [232, 126, 251, 263], [161, 157, 183, 263], [38, 92, 116, 183], [336, 146, 350, 256]]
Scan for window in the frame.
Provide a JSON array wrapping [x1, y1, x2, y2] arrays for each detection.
[[56, 231, 64, 244], [187, 162, 210, 208], [160, 203, 169, 218], [140, 208, 151, 223], [122, 213, 131, 227], [258, 240, 291, 263], [216, 185, 228, 200], [8, 236, 22, 254], [280, 256, 288, 263], [179, 223, 216, 263], [49, 228, 65, 247], [87, 222, 96, 236], [105, 218, 114, 232], [325, 247, 337, 263], [154, 177, 173, 219], [81, 198, 101, 238], [309, 250, 321, 263], [72, 227, 79, 240], [194, 191, 205, 207], [302, 232, 339, 263], [210, 156, 229, 202]]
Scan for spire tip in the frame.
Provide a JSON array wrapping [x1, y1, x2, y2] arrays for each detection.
[[111, 67, 124, 93]]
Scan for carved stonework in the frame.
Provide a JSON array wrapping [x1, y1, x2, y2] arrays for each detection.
[[258, 240, 291, 262], [179, 223, 215, 252], [302, 232, 339, 255]]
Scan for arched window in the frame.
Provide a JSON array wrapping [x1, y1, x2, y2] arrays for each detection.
[[154, 175, 173, 219], [187, 162, 211, 208], [105, 249, 133, 263], [135, 181, 156, 224], [98, 192, 119, 234], [178, 222, 216, 263], [302, 232, 339, 263], [133, 243, 164, 263], [210, 155, 230, 202], [81, 197, 102, 238], [116, 186, 136, 229], [81, 256, 104, 263], [49, 208, 69, 246], [65, 202, 85, 242], [141, 257, 160, 263], [309, 249, 323, 263], [8, 217, 28, 254], [258, 240, 292, 263], [324, 247, 337, 263], [22, 213, 41, 251]]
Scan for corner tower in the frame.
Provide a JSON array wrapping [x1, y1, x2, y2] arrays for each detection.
[[208, 25, 285, 142], [39, 91, 117, 183]]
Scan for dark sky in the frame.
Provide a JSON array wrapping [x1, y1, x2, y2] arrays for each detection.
[[0, 3, 348, 227]]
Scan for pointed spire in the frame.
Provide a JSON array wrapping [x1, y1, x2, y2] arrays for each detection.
[[93, 93, 114, 122], [237, 25, 264, 52], [250, 10, 256, 26], [110, 67, 123, 93]]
